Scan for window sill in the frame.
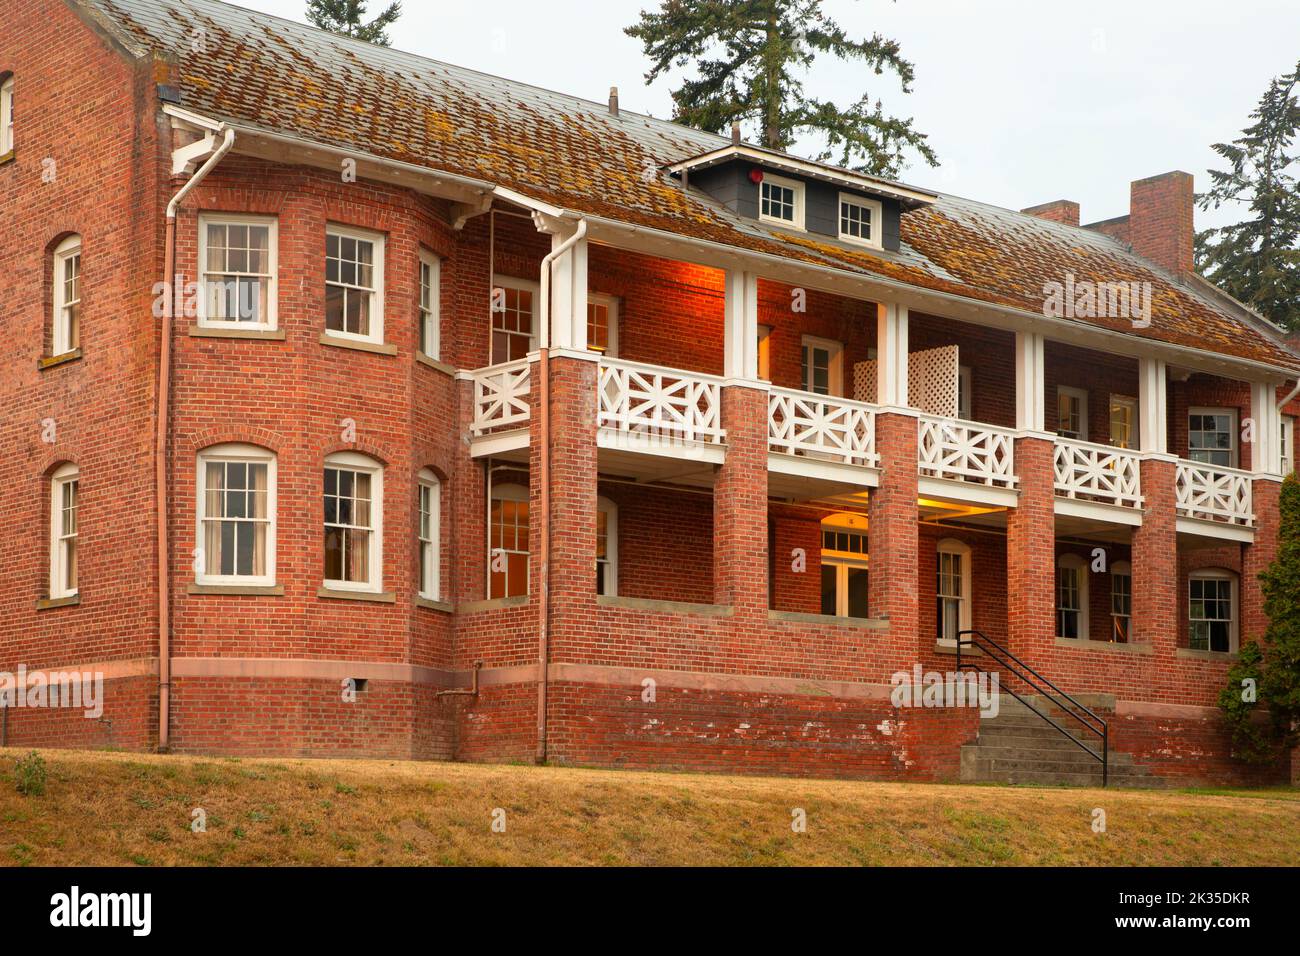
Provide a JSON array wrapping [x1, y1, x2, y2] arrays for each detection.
[[38, 348, 82, 371], [1177, 647, 1239, 663], [37, 594, 80, 611], [317, 586, 396, 604], [416, 352, 456, 375], [319, 332, 397, 356], [416, 596, 454, 612], [1054, 637, 1153, 654], [0, 150, 13, 167], [458, 594, 530, 613], [600, 594, 734, 618], [189, 324, 286, 341], [188, 583, 285, 596], [767, 608, 886, 628]]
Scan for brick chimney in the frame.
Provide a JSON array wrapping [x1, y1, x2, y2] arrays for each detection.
[[1128, 171, 1194, 274], [1021, 199, 1080, 227]]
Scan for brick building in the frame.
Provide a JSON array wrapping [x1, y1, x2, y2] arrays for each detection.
[[2, 0, 1298, 784]]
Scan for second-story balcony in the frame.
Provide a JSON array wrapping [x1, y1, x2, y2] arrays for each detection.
[[1176, 461, 1255, 541], [1053, 438, 1143, 524]]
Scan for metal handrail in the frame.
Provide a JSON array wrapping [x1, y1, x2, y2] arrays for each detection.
[[956, 629, 1109, 787]]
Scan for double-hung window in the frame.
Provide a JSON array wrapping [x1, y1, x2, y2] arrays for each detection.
[[49, 464, 79, 599], [326, 226, 384, 343], [1109, 396, 1136, 449], [1189, 571, 1236, 653], [1057, 386, 1088, 441], [596, 497, 618, 596], [801, 336, 843, 396], [758, 173, 804, 229], [418, 469, 440, 600], [587, 293, 619, 356], [1110, 561, 1132, 643], [52, 235, 82, 355], [1056, 554, 1088, 639], [1188, 408, 1237, 468], [324, 452, 383, 592], [491, 276, 537, 363], [196, 445, 275, 586], [418, 250, 440, 359], [0, 77, 13, 155], [200, 215, 277, 328], [936, 539, 972, 644], [838, 193, 883, 249], [1281, 416, 1294, 475], [489, 483, 529, 598]]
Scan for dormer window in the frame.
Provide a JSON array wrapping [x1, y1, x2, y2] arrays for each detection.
[[839, 194, 883, 249], [758, 173, 804, 229]]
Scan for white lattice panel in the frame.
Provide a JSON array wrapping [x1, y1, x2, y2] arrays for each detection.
[[853, 346, 959, 417]]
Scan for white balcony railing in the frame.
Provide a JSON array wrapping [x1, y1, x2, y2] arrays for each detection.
[[598, 358, 725, 445], [767, 387, 879, 468], [1176, 462, 1254, 527], [1053, 438, 1142, 509], [470, 358, 531, 436], [917, 416, 1017, 488]]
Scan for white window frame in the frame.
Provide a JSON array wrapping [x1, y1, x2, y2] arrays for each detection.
[[1056, 553, 1089, 639], [821, 515, 870, 618], [489, 481, 530, 598], [323, 451, 383, 594], [0, 77, 13, 155], [758, 172, 805, 230], [49, 463, 79, 600], [1110, 559, 1132, 643], [757, 324, 772, 380], [52, 234, 82, 356], [801, 335, 844, 397], [1281, 416, 1294, 476], [837, 192, 884, 249], [418, 468, 441, 601], [936, 538, 972, 645], [325, 224, 385, 344], [1188, 407, 1238, 469], [596, 496, 618, 597], [418, 249, 440, 360], [195, 444, 277, 587], [587, 292, 619, 358], [198, 214, 278, 330], [1057, 386, 1089, 441], [1188, 569, 1238, 654], [957, 365, 973, 421], [491, 275, 539, 364], [1109, 395, 1137, 450]]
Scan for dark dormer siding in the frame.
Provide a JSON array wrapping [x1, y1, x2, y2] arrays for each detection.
[[687, 161, 901, 252]]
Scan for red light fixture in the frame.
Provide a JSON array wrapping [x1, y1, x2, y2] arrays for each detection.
[[748, 168, 764, 184]]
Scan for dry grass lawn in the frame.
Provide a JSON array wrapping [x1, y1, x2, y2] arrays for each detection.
[[0, 748, 1296, 866]]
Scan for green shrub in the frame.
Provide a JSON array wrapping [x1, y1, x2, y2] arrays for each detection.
[[13, 751, 47, 797]]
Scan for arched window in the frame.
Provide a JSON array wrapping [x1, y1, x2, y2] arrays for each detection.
[[489, 482, 529, 598], [52, 234, 82, 356], [820, 513, 869, 618], [418, 469, 441, 600], [1056, 553, 1089, 639], [49, 463, 79, 599], [196, 444, 276, 586], [1189, 569, 1238, 654], [324, 451, 383, 592], [936, 538, 972, 644], [1110, 560, 1132, 643], [596, 496, 618, 596]]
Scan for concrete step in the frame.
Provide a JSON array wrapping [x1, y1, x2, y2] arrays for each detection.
[[971, 744, 1132, 767], [975, 728, 1116, 751]]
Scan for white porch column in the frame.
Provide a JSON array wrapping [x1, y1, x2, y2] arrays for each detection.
[[1251, 380, 1282, 475], [876, 302, 909, 407], [547, 227, 588, 352], [723, 269, 759, 380], [1137, 357, 1168, 453], [1015, 331, 1046, 432]]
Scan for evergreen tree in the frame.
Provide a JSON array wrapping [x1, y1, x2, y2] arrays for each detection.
[[306, 0, 402, 46], [1219, 473, 1300, 762], [1196, 62, 1300, 331], [626, 0, 937, 179]]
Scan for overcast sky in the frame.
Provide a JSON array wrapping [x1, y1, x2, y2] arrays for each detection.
[[239, 0, 1298, 230]]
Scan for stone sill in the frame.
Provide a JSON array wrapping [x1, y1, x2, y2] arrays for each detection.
[[1176, 647, 1239, 663], [188, 583, 285, 597], [769, 609, 886, 629], [459, 594, 530, 613], [189, 324, 286, 341], [36, 594, 80, 611], [416, 352, 456, 375], [319, 332, 397, 356], [0, 150, 13, 166], [1054, 637, 1153, 654], [317, 587, 396, 604], [38, 348, 82, 370], [415, 596, 454, 613], [600, 595, 733, 618]]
